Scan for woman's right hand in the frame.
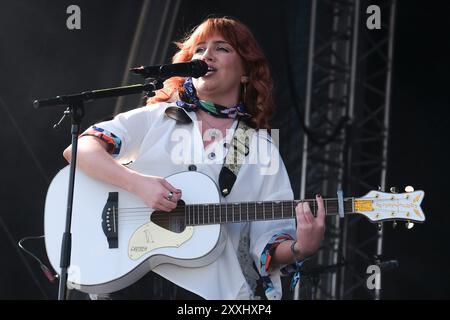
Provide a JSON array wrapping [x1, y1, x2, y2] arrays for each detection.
[[130, 174, 182, 212]]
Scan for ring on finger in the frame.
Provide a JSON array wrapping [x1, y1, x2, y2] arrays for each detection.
[[167, 191, 174, 201]]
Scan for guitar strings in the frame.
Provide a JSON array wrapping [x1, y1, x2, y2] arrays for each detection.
[[108, 197, 412, 225], [116, 205, 351, 217], [115, 196, 410, 212], [116, 202, 353, 214], [116, 198, 343, 211], [115, 206, 354, 225], [116, 205, 419, 226]]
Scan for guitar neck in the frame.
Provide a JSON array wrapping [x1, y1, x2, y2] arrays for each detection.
[[184, 198, 355, 226]]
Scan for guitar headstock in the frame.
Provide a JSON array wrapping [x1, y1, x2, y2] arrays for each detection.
[[354, 187, 425, 225]]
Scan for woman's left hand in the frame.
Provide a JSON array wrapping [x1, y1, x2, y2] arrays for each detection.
[[294, 194, 326, 260]]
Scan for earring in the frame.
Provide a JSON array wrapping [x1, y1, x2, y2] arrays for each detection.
[[241, 76, 249, 104], [243, 82, 247, 104]]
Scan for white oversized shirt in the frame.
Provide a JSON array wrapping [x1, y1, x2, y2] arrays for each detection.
[[90, 102, 296, 300]]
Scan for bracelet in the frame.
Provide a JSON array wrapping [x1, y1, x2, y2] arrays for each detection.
[[290, 240, 302, 263]]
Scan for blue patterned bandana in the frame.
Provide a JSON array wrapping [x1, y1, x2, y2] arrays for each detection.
[[176, 77, 251, 119]]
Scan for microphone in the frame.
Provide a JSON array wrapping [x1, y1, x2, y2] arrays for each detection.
[[130, 59, 208, 79]]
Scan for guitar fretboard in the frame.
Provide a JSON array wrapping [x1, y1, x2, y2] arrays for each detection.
[[183, 199, 354, 226]]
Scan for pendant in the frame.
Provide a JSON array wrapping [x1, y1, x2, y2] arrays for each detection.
[[209, 128, 220, 140]]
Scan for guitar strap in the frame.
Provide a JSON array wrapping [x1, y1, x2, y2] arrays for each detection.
[[219, 119, 253, 197], [165, 106, 254, 197]]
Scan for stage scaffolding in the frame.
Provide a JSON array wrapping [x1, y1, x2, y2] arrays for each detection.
[[297, 0, 397, 299]]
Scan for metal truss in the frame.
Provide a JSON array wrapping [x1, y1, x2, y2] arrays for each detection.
[[298, 0, 396, 300]]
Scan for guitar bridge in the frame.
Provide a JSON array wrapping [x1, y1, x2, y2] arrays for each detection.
[[102, 192, 119, 248]]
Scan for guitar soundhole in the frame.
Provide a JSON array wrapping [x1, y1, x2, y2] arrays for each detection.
[[150, 200, 186, 233]]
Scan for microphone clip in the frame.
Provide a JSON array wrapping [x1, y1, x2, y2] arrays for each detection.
[[142, 78, 164, 100]]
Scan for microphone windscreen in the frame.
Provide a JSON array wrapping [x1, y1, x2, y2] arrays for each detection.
[[189, 60, 208, 78]]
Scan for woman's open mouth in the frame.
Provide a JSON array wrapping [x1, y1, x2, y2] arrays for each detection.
[[204, 66, 217, 76]]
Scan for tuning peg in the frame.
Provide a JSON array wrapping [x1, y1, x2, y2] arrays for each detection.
[[390, 187, 398, 193], [378, 223, 383, 231], [378, 186, 382, 191], [406, 221, 414, 229], [392, 221, 397, 229], [405, 186, 415, 192]]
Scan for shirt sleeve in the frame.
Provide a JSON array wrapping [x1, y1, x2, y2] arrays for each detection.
[[80, 126, 122, 156], [248, 133, 297, 300], [79, 104, 164, 163]]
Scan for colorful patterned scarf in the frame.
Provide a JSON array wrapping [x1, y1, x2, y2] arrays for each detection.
[[176, 77, 251, 119]]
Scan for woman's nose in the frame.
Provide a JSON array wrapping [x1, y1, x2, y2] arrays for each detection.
[[200, 48, 214, 61]]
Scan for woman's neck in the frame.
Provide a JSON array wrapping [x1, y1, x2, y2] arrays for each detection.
[[196, 110, 235, 149], [196, 110, 234, 125], [197, 93, 239, 108]]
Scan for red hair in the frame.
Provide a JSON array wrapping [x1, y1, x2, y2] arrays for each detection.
[[147, 17, 275, 129]]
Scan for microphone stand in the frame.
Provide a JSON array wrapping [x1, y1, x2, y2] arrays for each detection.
[[34, 79, 163, 300]]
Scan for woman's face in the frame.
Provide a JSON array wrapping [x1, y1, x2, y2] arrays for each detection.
[[191, 34, 245, 107]]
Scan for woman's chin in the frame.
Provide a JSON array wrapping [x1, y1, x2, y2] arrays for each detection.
[[193, 82, 216, 96]]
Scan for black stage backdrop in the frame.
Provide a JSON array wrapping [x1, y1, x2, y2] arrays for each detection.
[[0, 0, 448, 299]]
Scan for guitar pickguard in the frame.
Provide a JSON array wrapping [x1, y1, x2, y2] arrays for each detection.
[[128, 222, 194, 260]]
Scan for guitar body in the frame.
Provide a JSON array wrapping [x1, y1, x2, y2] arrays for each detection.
[[44, 166, 226, 294]]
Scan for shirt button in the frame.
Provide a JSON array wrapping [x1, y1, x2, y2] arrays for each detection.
[[188, 164, 197, 171], [208, 152, 216, 160], [223, 142, 230, 148]]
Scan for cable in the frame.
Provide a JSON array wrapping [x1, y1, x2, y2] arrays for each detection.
[[18, 235, 58, 283], [0, 216, 49, 298]]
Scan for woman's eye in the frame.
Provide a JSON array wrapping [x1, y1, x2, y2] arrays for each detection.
[[217, 47, 229, 52], [194, 47, 205, 54]]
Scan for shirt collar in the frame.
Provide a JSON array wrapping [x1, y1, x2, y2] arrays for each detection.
[[163, 102, 194, 124]]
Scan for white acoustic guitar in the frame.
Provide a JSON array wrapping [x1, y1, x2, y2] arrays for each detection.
[[44, 166, 426, 294]]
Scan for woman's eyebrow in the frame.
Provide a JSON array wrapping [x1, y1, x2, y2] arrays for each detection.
[[196, 40, 231, 46]]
